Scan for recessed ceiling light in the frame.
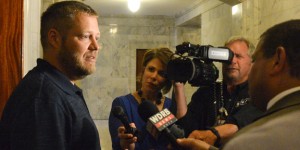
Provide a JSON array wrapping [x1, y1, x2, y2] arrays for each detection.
[[128, 0, 140, 13]]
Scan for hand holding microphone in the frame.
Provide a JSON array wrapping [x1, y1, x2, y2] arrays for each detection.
[[117, 123, 137, 150], [112, 106, 139, 136], [112, 106, 140, 149]]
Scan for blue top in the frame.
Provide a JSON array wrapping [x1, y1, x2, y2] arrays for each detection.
[[0, 59, 101, 150], [109, 94, 172, 150]]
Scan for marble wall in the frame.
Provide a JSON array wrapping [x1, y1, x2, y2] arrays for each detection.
[[201, 3, 232, 79], [24, 0, 300, 120], [23, 0, 202, 121], [200, 0, 300, 80], [242, 0, 300, 44], [22, 0, 300, 149], [80, 16, 176, 119], [23, 0, 41, 76], [79, 16, 202, 119]]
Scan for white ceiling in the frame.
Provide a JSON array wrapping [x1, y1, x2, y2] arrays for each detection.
[[83, 0, 205, 17]]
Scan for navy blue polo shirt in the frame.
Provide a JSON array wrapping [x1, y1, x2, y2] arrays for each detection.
[[0, 59, 101, 150]]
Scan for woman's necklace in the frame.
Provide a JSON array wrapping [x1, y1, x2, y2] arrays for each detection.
[[137, 89, 163, 105]]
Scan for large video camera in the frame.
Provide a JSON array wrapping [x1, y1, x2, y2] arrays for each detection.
[[167, 42, 233, 86]]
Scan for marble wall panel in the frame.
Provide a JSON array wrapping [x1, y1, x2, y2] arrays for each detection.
[[23, 0, 42, 75], [201, 3, 232, 46], [81, 16, 179, 119], [242, 0, 300, 45], [258, 0, 300, 35], [241, 0, 260, 45], [201, 3, 232, 81]]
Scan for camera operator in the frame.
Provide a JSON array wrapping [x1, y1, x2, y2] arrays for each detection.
[[173, 36, 263, 147]]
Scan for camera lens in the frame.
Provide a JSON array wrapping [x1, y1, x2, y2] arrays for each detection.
[[167, 57, 219, 86], [167, 57, 194, 83], [188, 60, 219, 86]]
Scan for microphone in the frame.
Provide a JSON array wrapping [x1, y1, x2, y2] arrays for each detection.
[[112, 106, 139, 136], [138, 100, 184, 149]]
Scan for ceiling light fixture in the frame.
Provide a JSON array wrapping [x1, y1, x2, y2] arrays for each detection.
[[128, 0, 140, 13], [232, 5, 239, 15]]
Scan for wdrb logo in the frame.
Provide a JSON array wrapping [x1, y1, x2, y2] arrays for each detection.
[[149, 108, 177, 131]]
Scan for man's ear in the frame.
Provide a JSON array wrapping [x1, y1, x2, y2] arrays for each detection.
[[48, 28, 61, 49], [270, 46, 287, 75]]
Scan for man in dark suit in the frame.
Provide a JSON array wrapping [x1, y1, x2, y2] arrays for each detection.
[[176, 19, 300, 150]]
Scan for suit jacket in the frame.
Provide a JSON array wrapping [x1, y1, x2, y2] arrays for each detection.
[[223, 91, 300, 150]]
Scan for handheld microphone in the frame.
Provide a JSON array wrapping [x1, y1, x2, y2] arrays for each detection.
[[112, 106, 139, 136], [138, 100, 184, 149]]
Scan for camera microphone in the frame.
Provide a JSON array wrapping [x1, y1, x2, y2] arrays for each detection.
[[112, 106, 139, 136], [138, 100, 184, 149]]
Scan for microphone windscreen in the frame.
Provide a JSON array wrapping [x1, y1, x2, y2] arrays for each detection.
[[112, 106, 125, 119], [138, 100, 159, 122]]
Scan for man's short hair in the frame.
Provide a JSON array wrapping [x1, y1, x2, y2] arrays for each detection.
[[260, 19, 300, 79], [40, 1, 98, 49], [224, 36, 255, 57]]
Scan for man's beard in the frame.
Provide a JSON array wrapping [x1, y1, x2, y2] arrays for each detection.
[[58, 45, 96, 80]]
